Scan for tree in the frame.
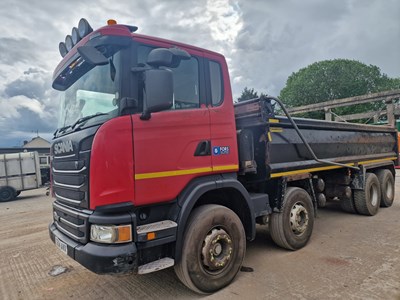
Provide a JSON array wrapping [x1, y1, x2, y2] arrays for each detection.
[[237, 87, 267, 102], [279, 59, 400, 120]]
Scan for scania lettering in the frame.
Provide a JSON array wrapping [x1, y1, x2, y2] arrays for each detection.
[[49, 19, 398, 294], [53, 140, 74, 155]]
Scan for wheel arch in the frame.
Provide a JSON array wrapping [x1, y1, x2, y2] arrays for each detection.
[[174, 173, 255, 261]]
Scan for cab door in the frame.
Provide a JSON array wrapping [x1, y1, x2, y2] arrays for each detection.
[[132, 48, 211, 206], [206, 56, 239, 174]]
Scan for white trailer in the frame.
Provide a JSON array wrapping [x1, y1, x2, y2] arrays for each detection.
[[0, 151, 42, 201]]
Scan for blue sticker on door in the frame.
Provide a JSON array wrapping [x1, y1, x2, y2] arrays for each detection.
[[213, 146, 230, 156]]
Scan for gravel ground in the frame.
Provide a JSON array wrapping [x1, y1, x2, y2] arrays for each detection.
[[1, 173, 400, 300]]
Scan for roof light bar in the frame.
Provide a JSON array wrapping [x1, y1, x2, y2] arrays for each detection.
[[57, 18, 138, 57], [58, 18, 93, 57]]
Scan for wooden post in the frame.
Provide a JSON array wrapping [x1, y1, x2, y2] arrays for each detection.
[[386, 98, 395, 127], [324, 108, 332, 121]]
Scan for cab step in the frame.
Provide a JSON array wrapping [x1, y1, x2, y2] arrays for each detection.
[[138, 257, 174, 274], [137, 220, 177, 234]]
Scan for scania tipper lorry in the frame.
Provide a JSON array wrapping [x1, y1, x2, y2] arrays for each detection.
[[49, 19, 398, 293]]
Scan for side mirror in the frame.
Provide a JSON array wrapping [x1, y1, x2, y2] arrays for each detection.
[[147, 47, 190, 68], [78, 46, 109, 66], [146, 48, 174, 68], [141, 69, 173, 120]]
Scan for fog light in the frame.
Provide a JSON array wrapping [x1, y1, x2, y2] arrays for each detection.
[[90, 224, 132, 244]]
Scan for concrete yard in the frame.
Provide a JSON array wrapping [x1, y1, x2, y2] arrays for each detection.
[[1, 174, 400, 300]]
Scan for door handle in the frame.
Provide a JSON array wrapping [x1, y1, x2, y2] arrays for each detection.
[[194, 140, 211, 156]]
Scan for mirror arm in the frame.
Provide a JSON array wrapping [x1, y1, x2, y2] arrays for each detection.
[[140, 110, 151, 120]]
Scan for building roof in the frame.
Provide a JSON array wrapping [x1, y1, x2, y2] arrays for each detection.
[[23, 137, 51, 149]]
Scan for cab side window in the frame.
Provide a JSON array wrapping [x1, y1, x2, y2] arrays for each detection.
[[209, 60, 223, 106], [138, 45, 200, 110]]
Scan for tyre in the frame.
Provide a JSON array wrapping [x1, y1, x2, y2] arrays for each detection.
[[269, 187, 314, 250], [354, 172, 381, 216], [174, 204, 246, 294], [340, 197, 357, 214], [376, 169, 395, 207], [0, 187, 16, 202]]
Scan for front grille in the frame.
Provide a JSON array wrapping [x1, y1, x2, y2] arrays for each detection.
[[52, 159, 89, 208], [51, 127, 98, 243], [53, 201, 90, 243]]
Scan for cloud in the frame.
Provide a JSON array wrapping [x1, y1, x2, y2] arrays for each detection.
[[0, 37, 38, 65], [0, 0, 398, 146], [0, 66, 57, 146], [230, 0, 400, 99], [0, 96, 57, 147]]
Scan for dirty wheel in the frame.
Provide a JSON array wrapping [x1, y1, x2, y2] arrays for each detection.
[[376, 169, 395, 207], [340, 196, 357, 214], [0, 187, 16, 202], [354, 172, 381, 216], [269, 187, 314, 250], [174, 205, 246, 294]]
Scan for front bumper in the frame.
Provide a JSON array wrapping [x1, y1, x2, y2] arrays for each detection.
[[49, 222, 138, 274]]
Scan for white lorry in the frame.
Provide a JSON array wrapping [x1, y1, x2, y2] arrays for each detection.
[[0, 151, 42, 201]]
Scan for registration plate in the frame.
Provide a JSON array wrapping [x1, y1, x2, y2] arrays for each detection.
[[55, 237, 68, 255]]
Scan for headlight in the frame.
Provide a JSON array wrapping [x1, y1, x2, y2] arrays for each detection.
[[90, 224, 132, 244]]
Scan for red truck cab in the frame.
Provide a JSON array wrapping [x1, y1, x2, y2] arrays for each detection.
[[49, 19, 254, 292]]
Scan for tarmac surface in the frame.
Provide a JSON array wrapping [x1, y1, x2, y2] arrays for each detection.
[[1, 173, 400, 300]]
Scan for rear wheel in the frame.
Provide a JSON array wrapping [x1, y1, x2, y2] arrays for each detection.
[[376, 169, 395, 207], [0, 187, 16, 202], [269, 187, 314, 250], [354, 172, 381, 216], [340, 197, 357, 214], [174, 205, 246, 294]]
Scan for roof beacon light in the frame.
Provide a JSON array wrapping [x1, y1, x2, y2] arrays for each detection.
[[78, 18, 93, 39], [107, 19, 117, 25], [71, 27, 80, 45]]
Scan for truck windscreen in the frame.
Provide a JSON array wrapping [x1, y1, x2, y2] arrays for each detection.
[[56, 50, 121, 131]]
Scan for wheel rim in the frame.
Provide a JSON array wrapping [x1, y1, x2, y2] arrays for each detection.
[[201, 228, 233, 274], [289, 202, 309, 236], [385, 180, 394, 200], [370, 184, 379, 206]]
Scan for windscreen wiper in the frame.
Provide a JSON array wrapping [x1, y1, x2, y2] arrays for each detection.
[[54, 125, 72, 137], [54, 113, 108, 137], [71, 113, 108, 130]]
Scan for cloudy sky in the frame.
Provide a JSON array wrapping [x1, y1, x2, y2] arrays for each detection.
[[0, 0, 399, 147]]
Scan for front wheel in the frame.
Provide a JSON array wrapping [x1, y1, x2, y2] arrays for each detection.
[[174, 205, 246, 294], [269, 187, 314, 250]]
